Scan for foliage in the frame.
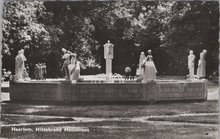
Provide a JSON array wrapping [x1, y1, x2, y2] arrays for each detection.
[[2, 1, 219, 77], [3, 1, 51, 75]]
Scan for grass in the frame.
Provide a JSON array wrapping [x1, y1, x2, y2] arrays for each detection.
[[148, 115, 219, 124], [1, 100, 218, 118], [1, 120, 218, 139]]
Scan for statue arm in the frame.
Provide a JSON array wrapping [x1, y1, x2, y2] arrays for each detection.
[[198, 60, 201, 67], [141, 58, 146, 67], [146, 55, 151, 61], [62, 61, 67, 71]]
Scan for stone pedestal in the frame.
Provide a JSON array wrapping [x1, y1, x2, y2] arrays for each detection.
[[106, 59, 112, 75]]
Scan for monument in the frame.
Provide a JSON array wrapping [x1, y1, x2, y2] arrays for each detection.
[[188, 50, 195, 79], [10, 44, 208, 103], [197, 50, 207, 78], [61, 48, 81, 81], [15, 49, 26, 80], [202, 49, 207, 78], [137, 52, 145, 77], [62, 52, 71, 80], [142, 50, 157, 82], [104, 40, 114, 78], [68, 53, 80, 81]]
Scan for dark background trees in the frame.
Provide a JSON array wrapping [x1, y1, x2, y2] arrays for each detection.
[[2, 1, 219, 77]]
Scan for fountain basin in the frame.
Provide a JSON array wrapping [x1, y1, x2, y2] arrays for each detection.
[[10, 79, 207, 102]]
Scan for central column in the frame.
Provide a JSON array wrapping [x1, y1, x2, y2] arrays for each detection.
[[104, 40, 114, 76], [106, 59, 112, 75]]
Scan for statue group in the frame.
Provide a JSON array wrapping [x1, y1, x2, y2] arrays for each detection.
[[61, 48, 81, 81], [137, 49, 207, 82], [14, 42, 207, 82], [188, 50, 207, 79], [138, 50, 157, 82], [34, 63, 47, 80]]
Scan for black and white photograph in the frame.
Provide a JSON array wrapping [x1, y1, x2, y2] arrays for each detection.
[[0, 1, 219, 138]]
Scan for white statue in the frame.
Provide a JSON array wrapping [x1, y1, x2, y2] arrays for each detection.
[[197, 50, 207, 78], [137, 52, 145, 76], [104, 40, 114, 75], [20, 49, 27, 62], [188, 50, 195, 79], [68, 53, 80, 81], [61, 48, 78, 80], [141, 50, 157, 82], [15, 49, 26, 80], [62, 49, 71, 80], [202, 49, 207, 78], [104, 40, 114, 59]]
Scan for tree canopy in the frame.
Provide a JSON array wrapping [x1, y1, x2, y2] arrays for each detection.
[[2, 1, 219, 77]]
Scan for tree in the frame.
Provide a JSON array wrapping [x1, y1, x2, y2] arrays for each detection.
[[162, 1, 219, 75], [3, 1, 51, 75], [3, 1, 218, 77]]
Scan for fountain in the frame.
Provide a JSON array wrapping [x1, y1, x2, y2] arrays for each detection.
[[9, 41, 208, 103]]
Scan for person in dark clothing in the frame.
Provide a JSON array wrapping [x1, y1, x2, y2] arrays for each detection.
[[130, 64, 137, 80]]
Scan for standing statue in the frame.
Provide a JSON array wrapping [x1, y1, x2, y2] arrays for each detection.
[[188, 50, 195, 79], [20, 49, 26, 62], [15, 49, 26, 80], [62, 52, 71, 80], [197, 50, 207, 78], [137, 52, 145, 77], [202, 49, 207, 78], [141, 50, 157, 82], [68, 53, 80, 81], [42, 63, 47, 80]]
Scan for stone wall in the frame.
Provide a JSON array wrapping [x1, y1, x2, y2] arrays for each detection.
[[10, 80, 207, 102], [10, 81, 71, 102]]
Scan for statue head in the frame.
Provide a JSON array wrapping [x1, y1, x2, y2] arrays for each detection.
[[18, 50, 22, 55], [107, 40, 110, 43], [141, 52, 145, 55], [200, 52, 203, 58], [190, 50, 193, 54], [62, 48, 67, 53], [203, 49, 207, 54], [147, 50, 152, 54], [62, 53, 70, 59], [20, 49, 24, 54]]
